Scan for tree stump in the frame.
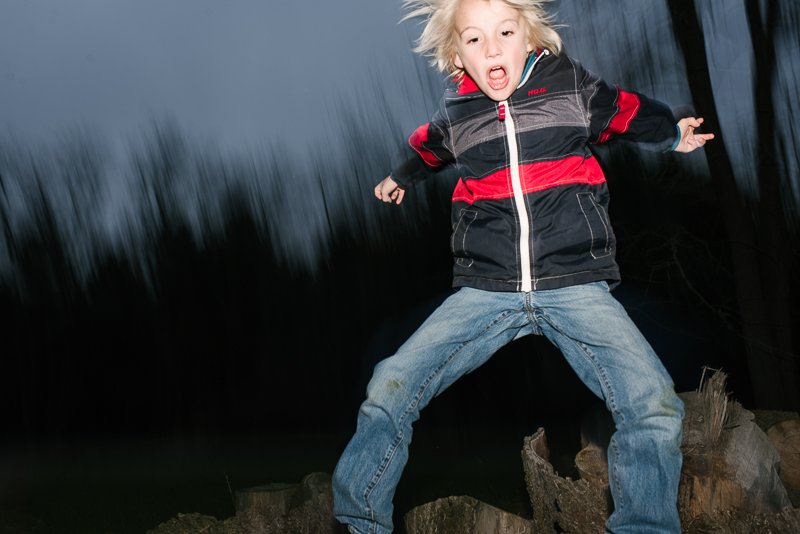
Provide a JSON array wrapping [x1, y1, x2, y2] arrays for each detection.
[[574, 444, 608, 488], [234, 472, 339, 534], [682, 507, 800, 533], [766, 418, 800, 492], [519, 369, 796, 533], [678, 390, 792, 520], [521, 427, 611, 534], [235, 482, 298, 520], [404, 495, 534, 534], [752, 409, 800, 433], [751, 410, 800, 506]]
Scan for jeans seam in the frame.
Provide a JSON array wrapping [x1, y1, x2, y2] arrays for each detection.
[[523, 293, 542, 334], [361, 309, 516, 522], [608, 435, 624, 510]]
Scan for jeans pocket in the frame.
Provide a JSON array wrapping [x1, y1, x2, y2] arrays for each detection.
[[576, 192, 612, 259], [451, 208, 477, 268]]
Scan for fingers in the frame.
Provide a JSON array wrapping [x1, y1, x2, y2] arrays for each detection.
[[374, 183, 396, 203], [695, 132, 714, 144], [686, 125, 714, 150], [676, 117, 715, 153], [373, 179, 391, 202], [687, 134, 707, 150], [374, 177, 405, 205]]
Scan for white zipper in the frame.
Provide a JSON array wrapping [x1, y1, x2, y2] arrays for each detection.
[[500, 99, 533, 292], [500, 49, 549, 292]]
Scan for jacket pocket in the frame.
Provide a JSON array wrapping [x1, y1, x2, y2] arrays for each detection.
[[451, 208, 477, 268], [576, 193, 612, 259]]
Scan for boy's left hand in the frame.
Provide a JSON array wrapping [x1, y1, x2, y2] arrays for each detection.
[[675, 117, 715, 153]]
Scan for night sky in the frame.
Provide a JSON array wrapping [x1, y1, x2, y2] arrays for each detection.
[[1, 0, 425, 148], [1, 1, 798, 532]]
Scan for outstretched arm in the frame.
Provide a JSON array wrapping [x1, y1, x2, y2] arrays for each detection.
[[374, 175, 405, 205], [674, 117, 715, 153]]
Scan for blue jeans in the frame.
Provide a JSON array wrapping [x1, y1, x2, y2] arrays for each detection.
[[332, 282, 684, 534]]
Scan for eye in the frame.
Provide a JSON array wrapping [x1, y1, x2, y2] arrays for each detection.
[[465, 36, 479, 45], [501, 30, 515, 37]]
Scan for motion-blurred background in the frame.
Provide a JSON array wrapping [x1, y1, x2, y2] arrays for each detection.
[[1, 1, 798, 532]]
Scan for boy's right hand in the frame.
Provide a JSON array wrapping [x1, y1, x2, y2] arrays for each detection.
[[374, 175, 405, 205]]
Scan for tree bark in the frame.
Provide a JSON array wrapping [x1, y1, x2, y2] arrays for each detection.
[[521, 428, 611, 534], [766, 418, 800, 493]]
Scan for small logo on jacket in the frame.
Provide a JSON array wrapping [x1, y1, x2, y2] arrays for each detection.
[[528, 87, 548, 96]]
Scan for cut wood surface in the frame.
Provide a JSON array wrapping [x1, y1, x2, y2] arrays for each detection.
[[404, 495, 534, 534], [235, 472, 338, 534], [235, 481, 298, 520]]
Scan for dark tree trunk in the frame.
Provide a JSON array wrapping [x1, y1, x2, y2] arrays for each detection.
[[666, 0, 798, 410], [743, 0, 799, 409]]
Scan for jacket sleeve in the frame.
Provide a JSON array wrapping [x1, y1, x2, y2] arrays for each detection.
[[391, 110, 455, 188], [577, 61, 679, 152]]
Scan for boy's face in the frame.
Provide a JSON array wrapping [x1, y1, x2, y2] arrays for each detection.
[[453, 0, 533, 101]]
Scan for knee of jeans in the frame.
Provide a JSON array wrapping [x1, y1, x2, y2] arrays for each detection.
[[650, 386, 685, 440], [364, 360, 412, 407], [626, 384, 683, 428], [660, 385, 684, 418]]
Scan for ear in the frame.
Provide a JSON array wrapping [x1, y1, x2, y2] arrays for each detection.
[[526, 42, 534, 53], [453, 52, 464, 70]]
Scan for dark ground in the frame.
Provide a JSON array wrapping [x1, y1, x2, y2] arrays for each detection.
[[0, 421, 583, 534]]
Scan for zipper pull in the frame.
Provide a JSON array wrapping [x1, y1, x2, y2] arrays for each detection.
[[498, 102, 506, 121]]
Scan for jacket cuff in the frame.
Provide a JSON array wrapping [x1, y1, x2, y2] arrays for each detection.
[[669, 124, 682, 152], [391, 157, 428, 188]]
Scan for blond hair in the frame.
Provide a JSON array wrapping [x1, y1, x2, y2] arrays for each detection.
[[402, 0, 563, 76]]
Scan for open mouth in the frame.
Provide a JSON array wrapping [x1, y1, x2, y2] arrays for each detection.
[[487, 65, 509, 91]]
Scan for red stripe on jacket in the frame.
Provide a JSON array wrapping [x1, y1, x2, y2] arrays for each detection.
[[408, 123, 444, 168], [597, 90, 640, 143], [451, 156, 606, 204]]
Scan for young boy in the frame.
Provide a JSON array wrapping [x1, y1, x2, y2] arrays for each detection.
[[333, 1, 714, 533]]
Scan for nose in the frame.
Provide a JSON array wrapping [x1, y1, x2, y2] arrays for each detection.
[[485, 36, 501, 58]]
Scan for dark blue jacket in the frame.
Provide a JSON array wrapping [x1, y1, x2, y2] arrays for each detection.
[[392, 49, 679, 292]]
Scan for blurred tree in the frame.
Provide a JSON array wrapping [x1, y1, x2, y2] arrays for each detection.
[[667, 0, 798, 409]]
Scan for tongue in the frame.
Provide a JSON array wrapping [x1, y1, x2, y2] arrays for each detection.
[[488, 67, 508, 90], [489, 67, 506, 80]]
